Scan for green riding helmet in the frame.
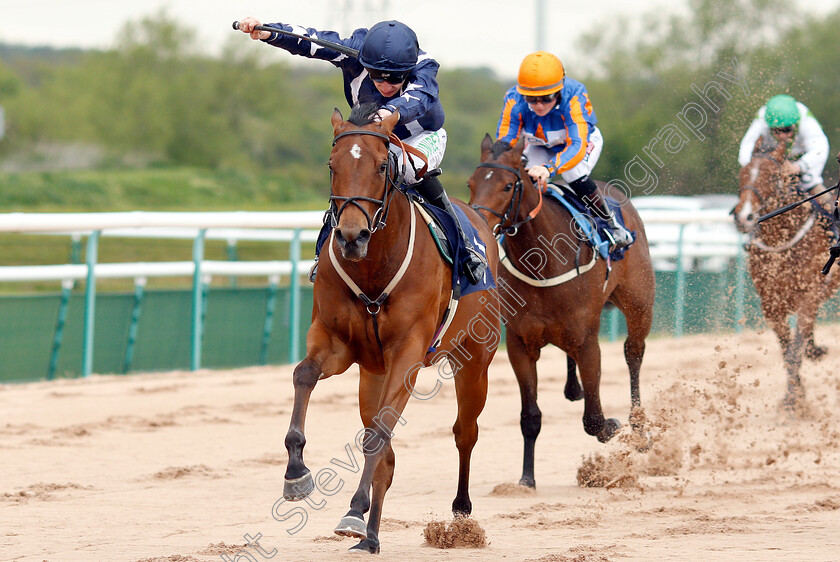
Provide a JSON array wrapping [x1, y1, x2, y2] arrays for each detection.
[[764, 95, 800, 129]]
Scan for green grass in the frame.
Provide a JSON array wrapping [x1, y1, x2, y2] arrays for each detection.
[[0, 166, 329, 212], [0, 167, 327, 293]]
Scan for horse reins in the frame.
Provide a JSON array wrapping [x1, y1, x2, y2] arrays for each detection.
[[741, 153, 817, 252]]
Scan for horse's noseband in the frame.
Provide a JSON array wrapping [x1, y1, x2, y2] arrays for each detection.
[[329, 129, 400, 234]]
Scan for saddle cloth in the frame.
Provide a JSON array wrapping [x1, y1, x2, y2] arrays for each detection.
[[545, 183, 635, 261], [408, 192, 495, 298]]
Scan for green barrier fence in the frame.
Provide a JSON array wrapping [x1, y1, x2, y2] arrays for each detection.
[[3, 263, 840, 383], [0, 287, 313, 382]]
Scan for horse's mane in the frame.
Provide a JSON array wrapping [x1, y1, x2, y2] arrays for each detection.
[[754, 135, 780, 157], [348, 102, 381, 126], [491, 140, 513, 159]]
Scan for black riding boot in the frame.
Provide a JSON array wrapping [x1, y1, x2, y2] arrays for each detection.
[[571, 176, 633, 250], [417, 170, 487, 285]]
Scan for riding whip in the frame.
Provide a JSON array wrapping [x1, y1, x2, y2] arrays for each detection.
[[756, 181, 840, 224], [821, 152, 840, 275], [232, 21, 360, 58]]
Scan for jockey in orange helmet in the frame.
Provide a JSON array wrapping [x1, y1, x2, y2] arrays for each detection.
[[497, 51, 632, 249]]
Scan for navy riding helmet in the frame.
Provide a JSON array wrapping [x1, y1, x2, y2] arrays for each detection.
[[359, 20, 419, 72]]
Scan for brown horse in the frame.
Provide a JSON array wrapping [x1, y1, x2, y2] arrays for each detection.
[[283, 106, 500, 553], [733, 140, 840, 408], [467, 135, 655, 488]]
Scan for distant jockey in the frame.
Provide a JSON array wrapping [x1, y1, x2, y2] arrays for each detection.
[[739, 94, 831, 210]]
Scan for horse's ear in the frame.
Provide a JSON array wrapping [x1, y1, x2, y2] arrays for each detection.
[[379, 109, 400, 133], [512, 138, 527, 159], [480, 133, 494, 153], [331, 108, 344, 131]]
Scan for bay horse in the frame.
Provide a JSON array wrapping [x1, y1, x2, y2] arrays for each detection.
[[467, 135, 655, 488], [733, 139, 840, 409], [282, 105, 500, 553]]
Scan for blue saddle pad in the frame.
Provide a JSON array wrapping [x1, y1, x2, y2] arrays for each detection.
[[313, 201, 495, 298], [544, 185, 635, 261], [413, 198, 495, 297]]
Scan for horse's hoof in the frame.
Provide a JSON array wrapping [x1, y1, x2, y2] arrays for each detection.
[[564, 383, 584, 402], [349, 538, 380, 554], [596, 418, 621, 443], [518, 476, 536, 489], [805, 344, 827, 361], [334, 515, 367, 539], [283, 471, 314, 501]]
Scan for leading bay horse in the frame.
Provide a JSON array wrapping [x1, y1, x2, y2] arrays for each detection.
[[733, 139, 840, 409], [283, 105, 500, 553], [468, 135, 655, 488]]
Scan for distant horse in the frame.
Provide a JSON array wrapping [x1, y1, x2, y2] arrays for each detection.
[[282, 106, 500, 553], [733, 140, 840, 408], [468, 135, 655, 488]]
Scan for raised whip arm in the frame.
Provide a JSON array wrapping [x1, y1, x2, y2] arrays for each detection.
[[232, 21, 360, 58]]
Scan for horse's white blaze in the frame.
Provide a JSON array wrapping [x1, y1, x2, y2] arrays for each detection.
[[350, 144, 362, 159], [484, 170, 494, 180], [738, 199, 753, 224], [749, 164, 759, 183]]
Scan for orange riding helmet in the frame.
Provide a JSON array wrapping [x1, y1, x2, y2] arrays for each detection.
[[516, 51, 565, 97]]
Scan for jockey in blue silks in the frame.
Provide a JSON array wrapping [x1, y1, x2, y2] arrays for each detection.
[[236, 18, 487, 284]]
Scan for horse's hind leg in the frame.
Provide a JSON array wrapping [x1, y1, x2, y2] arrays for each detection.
[[614, 298, 652, 431], [576, 333, 620, 443], [507, 330, 541, 488], [564, 355, 583, 401], [451, 361, 489, 515]]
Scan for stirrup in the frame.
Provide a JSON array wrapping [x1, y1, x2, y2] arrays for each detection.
[[308, 260, 318, 283], [607, 225, 633, 249], [462, 248, 487, 285]]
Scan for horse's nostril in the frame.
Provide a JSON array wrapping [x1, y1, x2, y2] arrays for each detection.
[[357, 229, 371, 244]]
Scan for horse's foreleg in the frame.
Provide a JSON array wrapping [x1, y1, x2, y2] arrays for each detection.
[[283, 356, 322, 500], [764, 311, 804, 406], [451, 361, 489, 515], [798, 294, 827, 361], [564, 355, 583, 401], [342, 358, 417, 553], [783, 328, 805, 408], [507, 331, 541, 488], [577, 335, 620, 443], [334, 367, 384, 543]]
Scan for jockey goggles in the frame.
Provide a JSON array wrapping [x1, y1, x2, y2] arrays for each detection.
[[366, 68, 409, 84], [771, 125, 795, 134], [524, 92, 558, 104]]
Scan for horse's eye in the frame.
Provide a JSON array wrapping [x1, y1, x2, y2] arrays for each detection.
[[504, 183, 514, 192], [379, 161, 388, 174]]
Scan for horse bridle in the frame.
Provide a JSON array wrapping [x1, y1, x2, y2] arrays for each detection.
[[740, 152, 817, 251], [328, 129, 402, 234], [739, 152, 783, 212], [471, 161, 544, 236]]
